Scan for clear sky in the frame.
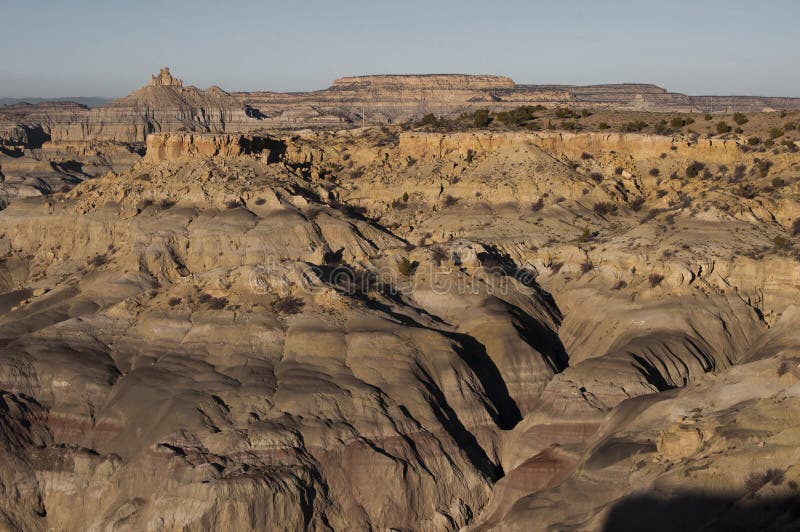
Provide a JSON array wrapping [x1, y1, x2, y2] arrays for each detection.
[[2, 0, 798, 98]]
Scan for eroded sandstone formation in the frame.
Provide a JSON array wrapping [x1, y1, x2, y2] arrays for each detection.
[[0, 123, 799, 530]]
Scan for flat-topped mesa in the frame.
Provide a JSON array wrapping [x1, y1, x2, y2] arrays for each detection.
[[332, 74, 516, 90], [149, 67, 183, 87]]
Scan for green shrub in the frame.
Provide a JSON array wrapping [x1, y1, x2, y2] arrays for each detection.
[[670, 117, 687, 128], [597, 122, 610, 130], [622, 120, 648, 132], [418, 113, 439, 127], [747, 136, 761, 146], [473, 109, 491, 128], [733, 112, 748, 125], [774, 236, 789, 251], [716, 121, 732, 134]]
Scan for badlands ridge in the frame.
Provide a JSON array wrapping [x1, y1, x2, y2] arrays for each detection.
[[0, 70, 799, 530]]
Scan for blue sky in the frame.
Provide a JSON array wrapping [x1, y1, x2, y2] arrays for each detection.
[[2, 0, 798, 97]]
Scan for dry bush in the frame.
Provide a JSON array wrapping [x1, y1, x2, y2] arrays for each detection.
[[88, 254, 108, 267], [648, 273, 665, 287], [442, 195, 459, 207], [272, 296, 304, 315]]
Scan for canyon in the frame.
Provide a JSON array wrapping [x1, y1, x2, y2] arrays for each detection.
[[0, 70, 799, 531]]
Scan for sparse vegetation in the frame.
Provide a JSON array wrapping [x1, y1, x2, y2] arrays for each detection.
[[272, 295, 304, 314], [648, 273, 665, 287], [88, 254, 108, 267], [733, 112, 749, 125], [397, 257, 418, 276], [716, 121, 732, 134], [442, 194, 459, 207], [473, 109, 491, 128], [593, 202, 617, 216]]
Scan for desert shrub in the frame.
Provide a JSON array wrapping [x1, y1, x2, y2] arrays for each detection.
[[648, 273, 665, 287], [561, 121, 578, 131], [473, 109, 491, 128], [581, 152, 593, 160], [735, 183, 758, 199], [685, 161, 705, 178], [168, 297, 182, 307], [254, 198, 267, 205], [747, 136, 761, 146], [580, 260, 594, 273], [640, 209, 662, 223], [772, 177, 785, 188], [733, 112, 748, 125], [745, 472, 769, 495], [206, 296, 228, 310], [792, 218, 800, 236], [593, 202, 616, 216], [531, 198, 545, 212], [418, 113, 439, 127], [778, 360, 791, 377], [670, 117, 688, 128], [581, 109, 592, 117], [767, 468, 786, 485], [590, 172, 603, 183], [554, 107, 575, 119], [496, 105, 540, 126], [756, 160, 772, 177], [88, 254, 108, 267], [597, 122, 610, 130], [774, 235, 789, 250], [654, 122, 671, 135], [612, 280, 628, 290], [226, 200, 241, 209], [622, 120, 648, 133], [649, 168, 660, 177], [716, 121, 732, 134], [442, 194, 459, 207], [158, 199, 176, 209], [578, 227, 594, 243], [704, 113, 713, 121], [630, 197, 645, 211], [614, 166, 624, 175], [397, 257, 418, 276], [272, 295, 304, 314]]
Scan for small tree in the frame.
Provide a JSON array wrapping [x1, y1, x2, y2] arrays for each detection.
[[733, 112, 749, 125]]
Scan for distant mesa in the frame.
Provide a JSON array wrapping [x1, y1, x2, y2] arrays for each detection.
[[149, 67, 183, 88], [332, 74, 516, 90]]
